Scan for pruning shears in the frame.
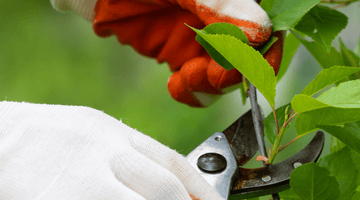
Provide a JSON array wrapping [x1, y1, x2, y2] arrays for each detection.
[[186, 109, 325, 199]]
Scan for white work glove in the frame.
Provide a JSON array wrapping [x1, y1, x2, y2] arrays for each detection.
[[0, 101, 225, 200]]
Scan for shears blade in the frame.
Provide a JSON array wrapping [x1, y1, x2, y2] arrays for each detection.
[[186, 110, 325, 199]]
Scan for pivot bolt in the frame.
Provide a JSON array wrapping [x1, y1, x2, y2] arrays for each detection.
[[197, 153, 227, 174], [293, 162, 302, 168], [262, 175, 272, 182]]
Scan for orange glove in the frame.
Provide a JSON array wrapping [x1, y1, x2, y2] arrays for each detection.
[[52, 0, 284, 107]]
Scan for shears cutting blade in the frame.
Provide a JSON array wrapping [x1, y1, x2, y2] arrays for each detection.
[[186, 110, 324, 199]]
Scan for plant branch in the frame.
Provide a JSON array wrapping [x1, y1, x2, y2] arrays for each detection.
[[282, 113, 297, 129], [287, 108, 294, 119], [320, 0, 359, 3], [268, 127, 284, 164], [269, 112, 298, 164], [272, 108, 280, 135], [242, 76, 248, 93], [278, 136, 301, 153]]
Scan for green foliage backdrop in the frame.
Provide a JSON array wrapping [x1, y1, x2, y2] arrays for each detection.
[[0, 0, 358, 177]]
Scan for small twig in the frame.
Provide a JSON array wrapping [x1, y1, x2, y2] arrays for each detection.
[[269, 112, 298, 164], [333, 3, 351, 8], [268, 147, 272, 158], [282, 113, 297, 129], [320, 0, 358, 3], [278, 136, 301, 153], [272, 108, 280, 135], [322, 0, 359, 8], [242, 76, 248, 94], [287, 108, 294, 119]]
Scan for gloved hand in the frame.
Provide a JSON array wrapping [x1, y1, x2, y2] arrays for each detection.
[[0, 101, 224, 200], [51, 0, 284, 107]]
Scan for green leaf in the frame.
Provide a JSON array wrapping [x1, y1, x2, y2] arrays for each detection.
[[316, 79, 360, 106], [330, 136, 346, 153], [300, 66, 360, 96], [259, 36, 278, 55], [339, 38, 360, 81], [351, 149, 360, 170], [339, 38, 360, 68], [261, 0, 321, 31], [264, 103, 291, 144], [292, 31, 344, 69], [317, 125, 360, 156], [188, 26, 277, 107], [345, 121, 360, 137], [292, 94, 328, 113], [290, 162, 340, 200], [186, 23, 250, 71], [351, 150, 360, 185], [295, 107, 360, 136], [352, 192, 360, 200], [202, 23, 249, 44], [293, 80, 360, 135], [295, 5, 348, 51], [260, 0, 277, 12], [277, 32, 301, 81], [341, 122, 360, 176], [279, 189, 301, 200], [318, 147, 358, 200], [191, 33, 235, 71], [194, 35, 235, 71]]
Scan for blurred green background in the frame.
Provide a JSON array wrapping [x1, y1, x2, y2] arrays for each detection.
[[0, 0, 359, 199]]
